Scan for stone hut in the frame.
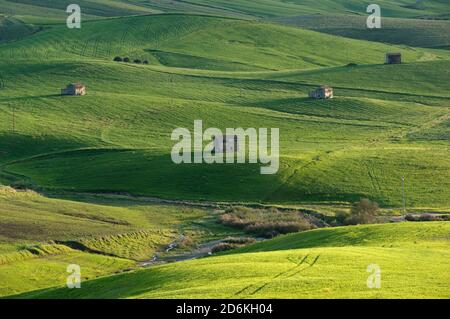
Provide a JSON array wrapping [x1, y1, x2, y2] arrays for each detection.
[[61, 83, 86, 96], [213, 135, 239, 154], [309, 86, 333, 99], [385, 53, 402, 64]]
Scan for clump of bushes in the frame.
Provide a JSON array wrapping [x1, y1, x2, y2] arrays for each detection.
[[211, 237, 256, 253], [113, 57, 148, 65], [219, 206, 316, 238], [405, 214, 450, 222], [177, 235, 195, 249], [339, 198, 379, 225], [211, 243, 239, 253]]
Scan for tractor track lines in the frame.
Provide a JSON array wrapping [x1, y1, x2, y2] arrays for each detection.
[[365, 162, 382, 194], [233, 253, 321, 297]]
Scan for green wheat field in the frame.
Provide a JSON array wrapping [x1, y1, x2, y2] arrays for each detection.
[[0, 0, 449, 299]]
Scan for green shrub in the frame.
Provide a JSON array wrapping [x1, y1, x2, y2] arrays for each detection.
[[219, 206, 316, 238], [211, 243, 241, 253]]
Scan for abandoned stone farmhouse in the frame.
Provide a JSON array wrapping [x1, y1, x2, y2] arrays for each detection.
[[213, 135, 239, 153], [385, 53, 402, 64], [61, 83, 86, 96], [309, 86, 333, 99]]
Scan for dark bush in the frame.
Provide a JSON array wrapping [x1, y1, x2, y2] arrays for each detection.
[[244, 221, 312, 238], [405, 214, 449, 222], [143, 60, 149, 65], [344, 198, 379, 225], [113, 56, 122, 62], [211, 237, 256, 254], [123, 57, 130, 63], [211, 243, 240, 253], [223, 237, 256, 245], [335, 211, 350, 226], [133, 59, 142, 64]]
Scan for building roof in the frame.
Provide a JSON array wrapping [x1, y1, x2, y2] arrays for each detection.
[[67, 83, 85, 89], [319, 85, 332, 90]]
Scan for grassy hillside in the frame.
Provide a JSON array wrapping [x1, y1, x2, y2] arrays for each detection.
[[0, 0, 157, 24], [274, 15, 450, 49], [2, 14, 445, 70], [0, 243, 134, 297], [1, 60, 449, 207], [0, 186, 239, 296], [11, 222, 450, 299], [0, 2, 449, 301], [0, 16, 40, 43], [3, 0, 448, 24], [0, 187, 222, 257], [234, 222, 450, 252], [132, 0, 450, 19], [0, 14, 449, 208]]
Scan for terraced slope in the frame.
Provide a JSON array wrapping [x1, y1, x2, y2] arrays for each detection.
[[274, 15, 450, 49], [0, 0, 156, 23], [131, 0, 450, 19], [11, 222, 450, 299]]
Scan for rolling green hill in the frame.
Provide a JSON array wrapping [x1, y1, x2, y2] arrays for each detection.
[[0, 14, 449, 208], [233, 221, 450, 252], [0, 1, 449, 301], [0, 16, 40, 43], [0, 0, 157, 24], [10, 222, 450, 299], [2, 14, 446, 70], [274, 15, 450, 49], [2, 0, 449, 24], [165, 0, 450, 18]]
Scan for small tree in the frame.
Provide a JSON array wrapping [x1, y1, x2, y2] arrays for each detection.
[[123, 57, 130, 63], [345, 198, 379, 225], [143, 60, 149, 65], [133, 59, 142, 64], [113, 56, 122, 62]]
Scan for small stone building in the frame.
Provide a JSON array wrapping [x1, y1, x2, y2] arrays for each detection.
[[61, 83, 86, 96], [309, 86, 333, 99], [213, 135, 239, 153], [385, 53, 402, 64]]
